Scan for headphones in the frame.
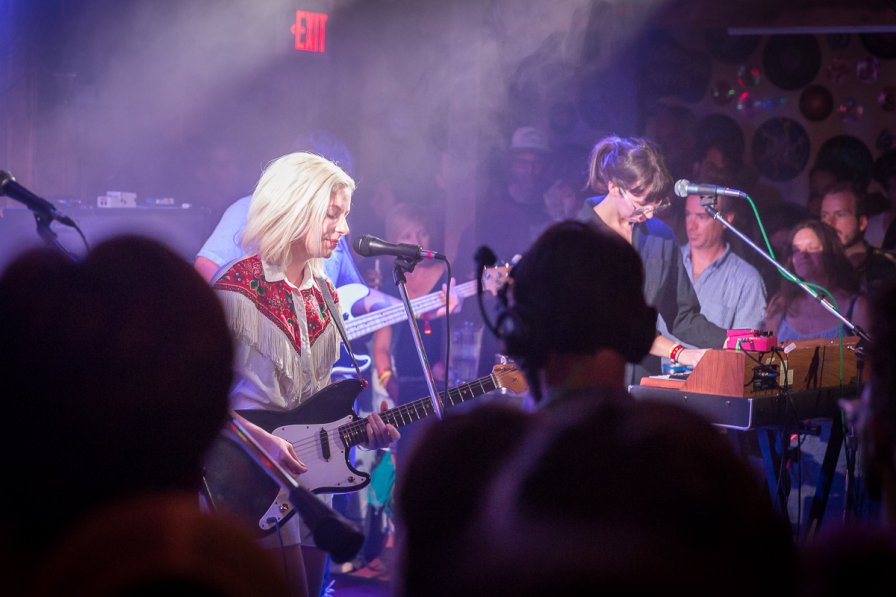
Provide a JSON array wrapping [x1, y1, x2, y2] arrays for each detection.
[[479, 230, 658, 371]]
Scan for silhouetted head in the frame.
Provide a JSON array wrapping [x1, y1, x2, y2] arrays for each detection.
[[0, 235, 233, 552]]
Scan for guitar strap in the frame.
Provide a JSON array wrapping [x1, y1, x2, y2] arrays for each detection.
[[316, 276, 366, 384]]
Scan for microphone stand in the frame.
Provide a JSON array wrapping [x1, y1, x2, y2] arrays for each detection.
[[703, 195, 870, 527], [391, 256, 445, 419], [701, 196, 870, 343], [33, 209, 80, 262]]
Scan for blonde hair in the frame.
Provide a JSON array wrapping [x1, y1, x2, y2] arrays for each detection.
[[241, 152, 355, 276]]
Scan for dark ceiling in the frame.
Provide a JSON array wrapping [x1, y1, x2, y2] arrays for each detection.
[[649, 0, 896, 31]]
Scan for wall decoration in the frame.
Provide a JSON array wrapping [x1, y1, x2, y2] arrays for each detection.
[[817, 135, 873, 186], [856, 55, 881, 84], [879, 87, 896, 112], [859, 33, 896, 60], [799, 85, 834, 121], [751, 116, 811, 181], [736, 91, 757, 118], [704, 30, 760, 64], [837, 97, 864, 122], [737, 64, 762, 88], [711, 81, 736, 106], [826, 57, 853, 84], [763, 35, 822, 90]]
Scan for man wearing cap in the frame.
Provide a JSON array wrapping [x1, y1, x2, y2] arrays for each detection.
[[475, 126, 553, 263]]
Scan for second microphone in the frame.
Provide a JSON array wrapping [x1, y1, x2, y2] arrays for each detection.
[[352, 234, 446, 261]]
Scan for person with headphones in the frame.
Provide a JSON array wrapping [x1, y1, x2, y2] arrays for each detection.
[[493, 219, 658, 404], [392, 220, 659, 596], [579, 135, 727, 385], [393, 222, 793, 597]]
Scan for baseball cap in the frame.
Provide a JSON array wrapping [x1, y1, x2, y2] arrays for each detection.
[[510, 126, 549, 153]]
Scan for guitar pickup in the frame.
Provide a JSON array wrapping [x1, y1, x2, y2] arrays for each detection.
[[319, 428, 331, 461]]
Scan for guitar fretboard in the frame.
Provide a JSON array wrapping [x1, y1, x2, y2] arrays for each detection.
[[339, 373, 499, 448], [345, 279, 479, 340]]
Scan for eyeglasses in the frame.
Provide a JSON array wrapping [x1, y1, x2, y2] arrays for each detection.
[[620, 187, 671, 218]]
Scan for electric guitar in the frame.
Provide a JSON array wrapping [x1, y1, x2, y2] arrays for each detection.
[[203, 363, 527, 536], [331, 265, 509, 375]]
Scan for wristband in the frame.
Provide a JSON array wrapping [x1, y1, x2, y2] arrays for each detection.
[[669, 344, 685, 363], [377, 369, 393, 384]]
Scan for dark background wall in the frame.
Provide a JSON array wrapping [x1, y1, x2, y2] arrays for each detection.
[[1, 0, 895, 267]]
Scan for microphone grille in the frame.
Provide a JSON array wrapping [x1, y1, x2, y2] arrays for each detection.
[[673, 179, 690, 198], [352, 234, 369, 256]]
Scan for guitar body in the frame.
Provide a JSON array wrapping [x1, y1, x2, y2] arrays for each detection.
[[202, 379, 369, 536], [202, 364, 527, 538]]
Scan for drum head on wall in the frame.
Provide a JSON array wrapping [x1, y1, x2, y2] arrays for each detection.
[[763, 35, 822, 90], [860, 33, 896, 60], [751, 117, 811, 182], [799, 85, 834, 122], [817, 135, 873, 187], [704, 30, 760, 64]]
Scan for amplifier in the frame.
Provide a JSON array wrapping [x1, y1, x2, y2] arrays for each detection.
[[0, 206, 216, 270]]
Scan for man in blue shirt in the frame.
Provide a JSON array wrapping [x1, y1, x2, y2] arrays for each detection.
[[668, 192, 766, 344]]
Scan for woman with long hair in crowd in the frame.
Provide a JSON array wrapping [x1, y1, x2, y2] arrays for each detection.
[[763, 219, 869, 341]]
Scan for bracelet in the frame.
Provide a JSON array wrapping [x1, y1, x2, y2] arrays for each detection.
[[377, 369, 393, 384], [669, 344, 685, 363]]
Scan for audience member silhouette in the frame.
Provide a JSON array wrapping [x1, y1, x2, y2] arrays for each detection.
[[0, 235, 289, 596], [393, 220, 656, 596], [449, 397, 795, 596], [795, 277, 896, 596]]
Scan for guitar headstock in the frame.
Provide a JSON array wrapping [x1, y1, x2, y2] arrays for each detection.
[[492, 363, 528, 394], [482, 265, 512, 296]]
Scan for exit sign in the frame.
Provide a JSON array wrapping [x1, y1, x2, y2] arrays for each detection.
[[291, 10, 328, 53]]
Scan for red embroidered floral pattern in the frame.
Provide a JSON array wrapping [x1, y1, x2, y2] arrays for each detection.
[[214, 257, 338, 352]]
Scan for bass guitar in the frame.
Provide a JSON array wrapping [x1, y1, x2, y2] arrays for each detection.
[[331, 265, 509, 375], [203, 363, 527, 535]]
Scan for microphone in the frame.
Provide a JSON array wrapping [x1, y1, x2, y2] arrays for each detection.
[[674, 179, 747, 199], [0, 170, 76, 226], [352, 234, 445, 261]]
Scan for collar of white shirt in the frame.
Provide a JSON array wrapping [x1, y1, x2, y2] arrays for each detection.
[[261, 260, 314, 291]]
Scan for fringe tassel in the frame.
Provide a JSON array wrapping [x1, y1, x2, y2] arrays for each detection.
[[217, 291, 342, 404]]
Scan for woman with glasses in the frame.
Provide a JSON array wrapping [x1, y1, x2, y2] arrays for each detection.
[[579, 135, 727, 384]]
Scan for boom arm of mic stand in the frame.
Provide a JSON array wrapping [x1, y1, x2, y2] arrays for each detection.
[[33, 210, 80, 262], [391, 256, 446, 419], [223, 416, 364, 563], [702, 200, 871, 343]]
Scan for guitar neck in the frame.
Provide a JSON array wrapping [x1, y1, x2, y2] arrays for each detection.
[[345, 279, 479, 340], [339, 372, 499, 448]]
